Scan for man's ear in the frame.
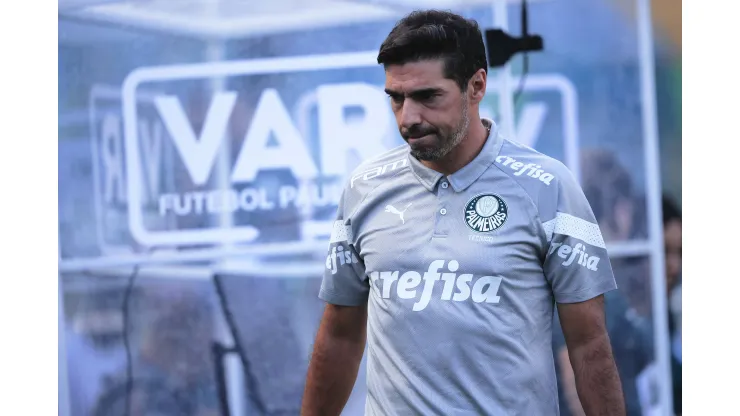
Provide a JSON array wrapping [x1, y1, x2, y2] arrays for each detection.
[[468, 68, 487, 104]]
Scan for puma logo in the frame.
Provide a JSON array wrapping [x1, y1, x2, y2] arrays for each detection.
[[385, 203, 412, 224]]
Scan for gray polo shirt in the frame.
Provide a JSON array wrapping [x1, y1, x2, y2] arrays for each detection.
[[319, 120, 617, 415]]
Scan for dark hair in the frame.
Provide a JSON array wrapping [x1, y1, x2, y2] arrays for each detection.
[[377, 10, 488, 91], [662, 194, 681, 225]]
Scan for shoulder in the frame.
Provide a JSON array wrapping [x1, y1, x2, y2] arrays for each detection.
[[340, 144, 410, 213], [494, 139, 579, 217]]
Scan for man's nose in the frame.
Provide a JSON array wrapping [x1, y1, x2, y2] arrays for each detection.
[[400, 100, 422, 129]]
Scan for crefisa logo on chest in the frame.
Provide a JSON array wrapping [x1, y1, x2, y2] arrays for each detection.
[[464, 194, 508, 233]]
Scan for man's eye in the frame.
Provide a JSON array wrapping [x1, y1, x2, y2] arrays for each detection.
[[388, 96, 404, 106]]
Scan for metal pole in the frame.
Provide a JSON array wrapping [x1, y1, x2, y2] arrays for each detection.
[[58, 273, 71, 416], [492, 0, 517, 141], [58, 241, 327, 272], [636, 0, 673, 414], [205, 35, 248, 416]]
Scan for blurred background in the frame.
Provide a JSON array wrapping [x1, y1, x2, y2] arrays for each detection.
[[58, 0, 681, 415]]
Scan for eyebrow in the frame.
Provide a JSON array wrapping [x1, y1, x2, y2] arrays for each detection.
[[384, 87, 444, 99]]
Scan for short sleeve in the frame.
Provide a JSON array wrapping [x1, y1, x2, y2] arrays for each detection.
[[542, 169, 617, 304], [318, 190, 370, 306]]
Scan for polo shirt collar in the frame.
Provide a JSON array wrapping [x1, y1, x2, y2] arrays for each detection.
[[408, 119, 503, 192]]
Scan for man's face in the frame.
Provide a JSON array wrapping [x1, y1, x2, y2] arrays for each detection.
[[384, 59, 471, 161], [664, 219, 682, 291]]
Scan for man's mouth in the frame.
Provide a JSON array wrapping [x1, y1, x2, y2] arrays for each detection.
[[407, 133, 434, 142]]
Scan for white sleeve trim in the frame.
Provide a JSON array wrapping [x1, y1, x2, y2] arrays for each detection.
[[542, 212, 606, 249], [329, 220, 353, 243]]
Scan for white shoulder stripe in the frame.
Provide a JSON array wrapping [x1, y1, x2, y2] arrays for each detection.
[[542, 212, 606, 249], [330, 220, 353, 243]]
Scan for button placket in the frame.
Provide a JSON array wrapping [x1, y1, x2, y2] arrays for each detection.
[[434, 179, 451, 237]]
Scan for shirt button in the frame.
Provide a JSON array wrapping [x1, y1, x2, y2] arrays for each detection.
[[441, 182, 449, 189], [440, 208, 447, 215]]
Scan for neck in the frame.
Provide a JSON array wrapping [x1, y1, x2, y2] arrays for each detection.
[[422, 114, 490, 175]]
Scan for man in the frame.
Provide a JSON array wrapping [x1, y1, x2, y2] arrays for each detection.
[[302, 10, 625, 416], [662, 195, 682, 415]]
